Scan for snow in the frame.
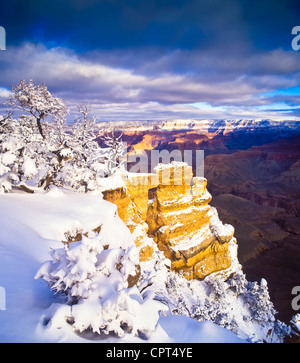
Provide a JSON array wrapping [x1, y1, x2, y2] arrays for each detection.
[[1, 152, 16, 166], [0, 188, 118, 244], [171, 223, 212, 251], [210, 207, 235, 243], [22, 155, 38, 179], [0, 189, 245, 343], [158, 315, 244, 343], [98, 170, 127, 191]]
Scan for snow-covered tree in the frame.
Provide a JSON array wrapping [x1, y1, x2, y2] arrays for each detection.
[[0, 114, 43, 192], [0, 80, 70, 191], [55, 103, 108, 192], [35, 230, 166, 338], [101, 128, 126, 176], [0, 82, 115, 193], [71, 103, 101, 160], [7, 80, 68, 140]]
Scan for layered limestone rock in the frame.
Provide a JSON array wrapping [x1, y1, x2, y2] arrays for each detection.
[[102, 173, 159, 262], [102, 162, 238, 280], [146, 163, 236, 280]]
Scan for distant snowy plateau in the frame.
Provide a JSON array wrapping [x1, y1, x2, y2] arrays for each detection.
[[98, 118, 300, 134]]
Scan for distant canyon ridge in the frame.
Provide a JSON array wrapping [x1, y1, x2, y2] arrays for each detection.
[[98, 119, 300, 324]]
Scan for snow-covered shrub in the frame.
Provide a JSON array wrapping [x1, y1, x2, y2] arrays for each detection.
[[101, 128, 127, 176], [54, 103, 109, 193], [242, 278, 277, 324], [289, 314, 300, 341], [139, 251, 290, 343], [35, 231, 166, 338]]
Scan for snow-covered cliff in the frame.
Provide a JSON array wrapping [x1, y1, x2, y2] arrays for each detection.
[[0, 174, 292, 343]]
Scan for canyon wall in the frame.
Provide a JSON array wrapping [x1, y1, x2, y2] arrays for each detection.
[[102, 162, 237, 280], [98, 121, 300, 322]]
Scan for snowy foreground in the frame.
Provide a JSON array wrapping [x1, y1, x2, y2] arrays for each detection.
[[0, 188, 276, 343]]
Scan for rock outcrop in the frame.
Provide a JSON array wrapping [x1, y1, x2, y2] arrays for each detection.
[[102, 162, 238, 280], [102, 173, 159, 263]]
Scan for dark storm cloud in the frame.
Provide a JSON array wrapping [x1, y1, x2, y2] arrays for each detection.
[[0, 0, 300, 120], [1, 0, 299, 51]]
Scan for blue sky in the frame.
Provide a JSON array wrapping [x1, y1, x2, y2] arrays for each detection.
[[0, 0, 300, 121]]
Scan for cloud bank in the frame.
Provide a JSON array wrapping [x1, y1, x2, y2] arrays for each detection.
[[0, 42, 300, 121]]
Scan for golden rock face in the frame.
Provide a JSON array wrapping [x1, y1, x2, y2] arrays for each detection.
[[102, 163, 236, 279], [102, 173, 159, 262]]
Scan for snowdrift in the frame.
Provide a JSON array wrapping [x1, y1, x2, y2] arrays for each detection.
[[0, 187, 244, 343]]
